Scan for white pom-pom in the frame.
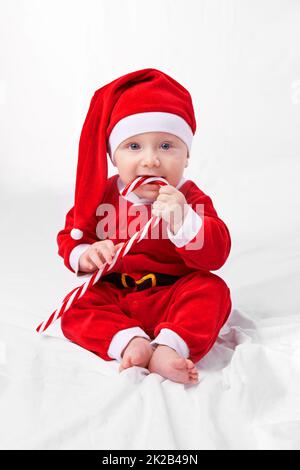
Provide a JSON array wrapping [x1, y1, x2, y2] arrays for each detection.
[[70, 228, 83, 240]]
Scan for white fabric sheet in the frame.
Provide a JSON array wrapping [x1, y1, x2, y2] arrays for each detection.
[[1, 304, 300, 449]]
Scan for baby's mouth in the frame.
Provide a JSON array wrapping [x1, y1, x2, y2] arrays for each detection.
[[138, 176, 166, 188]]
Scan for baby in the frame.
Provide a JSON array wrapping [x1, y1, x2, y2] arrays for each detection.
[[57, 68, 232, 385]]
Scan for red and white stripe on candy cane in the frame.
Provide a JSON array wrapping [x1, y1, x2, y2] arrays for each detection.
[[36, 176, 169, 334]]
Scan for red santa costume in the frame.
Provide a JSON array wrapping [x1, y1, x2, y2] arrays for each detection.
[[57, 68, 232, 364]]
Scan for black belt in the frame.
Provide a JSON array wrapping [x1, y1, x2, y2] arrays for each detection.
[[102, 272, 180, 291]]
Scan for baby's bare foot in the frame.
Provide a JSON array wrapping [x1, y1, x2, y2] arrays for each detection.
[[119, 336, 154, 372], [148, 345, 199, 384]]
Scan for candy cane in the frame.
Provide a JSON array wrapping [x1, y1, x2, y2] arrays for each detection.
[[36, 176, 168, 333]]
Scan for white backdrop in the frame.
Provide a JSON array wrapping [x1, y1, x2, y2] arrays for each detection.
[[1, 0, 300, 450]]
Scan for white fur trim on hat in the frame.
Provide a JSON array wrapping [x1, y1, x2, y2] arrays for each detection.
[[107, 112, 193, 164]]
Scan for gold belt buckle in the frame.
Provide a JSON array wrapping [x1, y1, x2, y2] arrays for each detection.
[[121, 272, 157, 288], [136, 273, 157, 288]]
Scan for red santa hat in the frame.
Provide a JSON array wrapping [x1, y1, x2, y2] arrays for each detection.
[[70, 68, 197, 241]]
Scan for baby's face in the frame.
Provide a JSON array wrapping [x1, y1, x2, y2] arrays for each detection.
[[113, 132, 188, 200]]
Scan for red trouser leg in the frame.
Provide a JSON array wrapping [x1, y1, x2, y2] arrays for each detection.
[[151, 270, 232, 364], [60, 280, 145, 361]]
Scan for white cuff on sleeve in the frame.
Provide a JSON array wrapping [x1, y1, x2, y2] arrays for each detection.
[[107, 327, 151, 362], [166, 205, 203, 248], [150, 328, 190, 359], [69, 243, 91, 275]]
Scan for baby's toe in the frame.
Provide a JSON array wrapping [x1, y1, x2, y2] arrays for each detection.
[[186, 359, 196, 369], [190, 378, 199, 384], [119, 356, 132, 372], [189, 366, 199, 378], [190, 367, 199, 381]]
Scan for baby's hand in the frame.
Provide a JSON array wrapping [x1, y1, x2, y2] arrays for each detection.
[[152, 185, 189, 235], [78, 240, 124, 273]]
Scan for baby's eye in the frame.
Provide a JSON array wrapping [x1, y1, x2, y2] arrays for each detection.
[[161, 143, 171, 150], [129, 143, 140, 150]]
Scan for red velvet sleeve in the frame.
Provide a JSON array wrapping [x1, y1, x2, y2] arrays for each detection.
[[56, 206, 99, 273], [175, 181, 231, 271]]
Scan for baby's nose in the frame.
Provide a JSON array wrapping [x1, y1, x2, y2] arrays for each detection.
[[143, 153, 160, 166]]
